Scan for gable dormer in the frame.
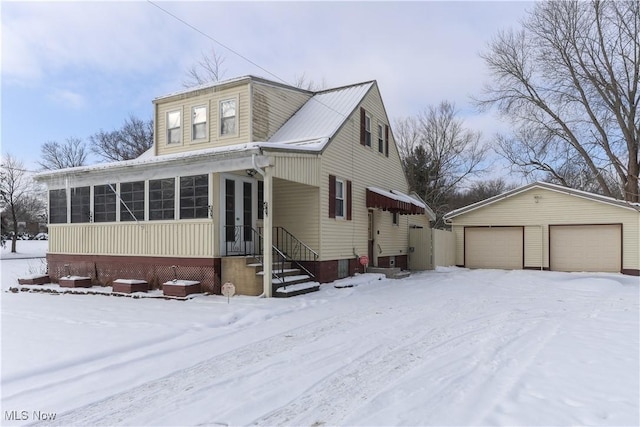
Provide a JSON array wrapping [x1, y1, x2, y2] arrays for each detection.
[[153, 76, 312, 157]]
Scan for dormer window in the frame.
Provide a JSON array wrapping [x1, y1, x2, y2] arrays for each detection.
[[167, 110, 181, 144], [192, 106, 207, 141], [220, 99, 236, 136]]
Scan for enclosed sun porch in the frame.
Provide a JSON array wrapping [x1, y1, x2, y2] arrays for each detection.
[[36, 145, 323, 297]]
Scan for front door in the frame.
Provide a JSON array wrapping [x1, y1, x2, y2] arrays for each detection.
[[221, 176, 255, 255]]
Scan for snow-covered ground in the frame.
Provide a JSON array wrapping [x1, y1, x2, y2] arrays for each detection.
[[1, 241, 638, 426]]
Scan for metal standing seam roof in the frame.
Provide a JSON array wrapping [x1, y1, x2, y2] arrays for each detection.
[[268, 81, 374, 148], [33, 80, 375, 180]]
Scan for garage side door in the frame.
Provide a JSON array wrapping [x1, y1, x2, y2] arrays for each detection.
[[550, 224, 621, 273], [465, 227, 523, 270]]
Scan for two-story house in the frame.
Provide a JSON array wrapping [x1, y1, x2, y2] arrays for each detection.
[[34, 76, 434, 296]]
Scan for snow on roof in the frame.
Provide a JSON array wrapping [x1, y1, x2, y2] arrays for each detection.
[[269, 81, 374, 148], [368, 187, 425, 208], [154, 75, 310, 102], [34, 143, 264, 180], [444, 181, 640, 219]]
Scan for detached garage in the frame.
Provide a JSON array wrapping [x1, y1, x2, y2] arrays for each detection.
[[444, 182, 640, 276]]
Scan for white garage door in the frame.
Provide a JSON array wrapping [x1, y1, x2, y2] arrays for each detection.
[[465, 227, 523, 270], [550, 224, 621, 273]]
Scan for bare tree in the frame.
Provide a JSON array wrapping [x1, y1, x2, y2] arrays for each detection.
[[396, 101, 488, 227], [1, 155, 45, 252], [183, 47, 227, 88], [38, 137, 88, 170], [292, 72, 326, 91], [449, 178, 518, 210], [477, 0, 639, 202], [90, 115, 153, 162]]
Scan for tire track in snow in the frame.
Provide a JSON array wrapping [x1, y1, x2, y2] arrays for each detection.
[[27, 306, 397, 426], [250, 308, 557, 426]]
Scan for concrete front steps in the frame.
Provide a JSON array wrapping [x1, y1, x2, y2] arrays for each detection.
[[250, 260, 320, 297], [366, 267, 411, 279]]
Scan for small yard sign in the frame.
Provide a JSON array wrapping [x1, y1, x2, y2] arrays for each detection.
[[222, 282, 236, 303]]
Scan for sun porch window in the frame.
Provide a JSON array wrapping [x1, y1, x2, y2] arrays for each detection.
[[180, 174, 209, 219], [93, 184, 116, 222], [149, 178, 175, 220], [49, 189, 67, 224], [70, 187, 91, 223]]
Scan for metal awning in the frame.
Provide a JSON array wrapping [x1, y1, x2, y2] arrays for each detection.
[[366, 187, 425, 215]]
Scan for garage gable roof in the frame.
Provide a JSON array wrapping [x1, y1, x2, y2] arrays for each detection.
[[444, 181, 640, 219]]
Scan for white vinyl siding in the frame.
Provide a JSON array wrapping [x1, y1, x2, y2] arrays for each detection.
[[320, 84, 409, 261], [251, 83, 312, 141], [154, 82, 250, 156], [272, 179, 319, 253], [48, 221, 214, 258]]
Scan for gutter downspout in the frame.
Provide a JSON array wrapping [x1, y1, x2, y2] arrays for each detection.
[[252, 154, 272, 297]]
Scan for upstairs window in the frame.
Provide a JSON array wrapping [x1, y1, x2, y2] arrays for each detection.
[[360, 107, 371, 147], [180, 174, 209, 219], [192, 105, 207, 141], [378, 123, 384, 153], [220, 99, 236, 136], [93, 184, 116, 222], [49, 189, 67, 224], [120, 181, 145, 222], [364, 114, 371, 147], [149, 178, 175, 220], [71, 187, 91, 223], [167, 110, 181, 144]]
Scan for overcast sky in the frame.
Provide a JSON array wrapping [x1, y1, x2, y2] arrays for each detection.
[[1, 1, 533, 175]]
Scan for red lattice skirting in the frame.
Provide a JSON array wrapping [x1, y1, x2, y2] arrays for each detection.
[[47, 254, 221, 294]]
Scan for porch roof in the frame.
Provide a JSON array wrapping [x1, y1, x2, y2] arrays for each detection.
[[366, 187, 426, 215]]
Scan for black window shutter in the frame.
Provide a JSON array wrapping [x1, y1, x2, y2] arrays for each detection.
[[360, 108, 366, 146], [346, 180, 352, 220], [329, 174, 336, 218], [385, 125, 389, 157]]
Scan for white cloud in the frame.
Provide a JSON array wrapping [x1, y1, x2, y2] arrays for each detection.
[[1, 2, 183, 84], [48, 89, 86, 109]]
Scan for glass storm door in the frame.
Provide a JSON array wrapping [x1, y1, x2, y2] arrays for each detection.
[[222, 177, 254, 255]]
